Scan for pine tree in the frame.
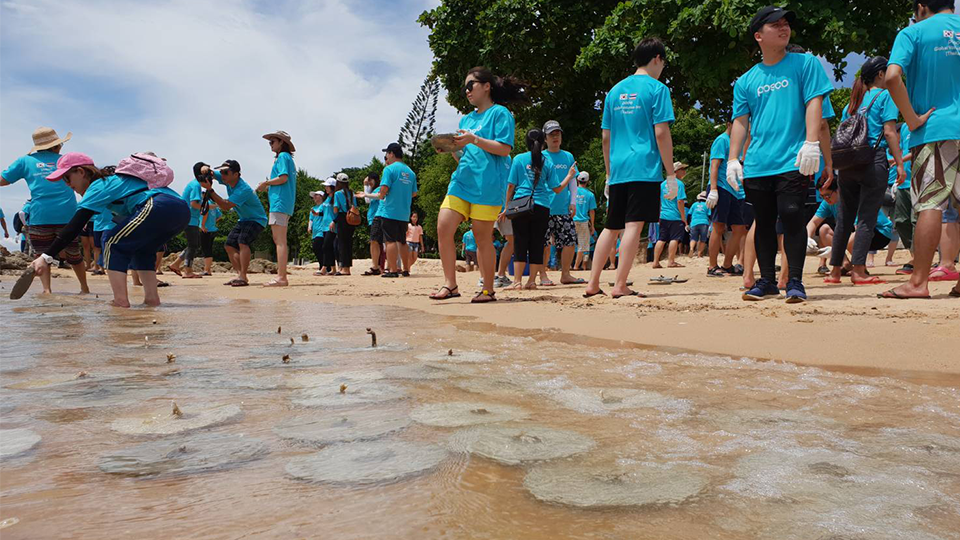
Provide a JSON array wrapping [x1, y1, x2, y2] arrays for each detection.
[[397, 74, 439, 172]]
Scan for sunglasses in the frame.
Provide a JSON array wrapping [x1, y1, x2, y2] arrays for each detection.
[[462, 80, 479, 95]]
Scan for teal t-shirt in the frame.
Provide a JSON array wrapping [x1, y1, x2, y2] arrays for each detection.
[[310, 204, 324, 239], [601, 74, 675, 185], [508, 152, 559, 209], [367, 187, 381, 222], [659, 180, 687, 222], [814, 200, 838, 221], [93, 211, 116, 232], [334, 190, 356, 214], [888, 13, 960, 147], [462, 230, 477, 252], [268, 152, 297, 215], [78, 174, 178, 219], [181, 179, 203, 227], [689, 201, 709, 227], [448, 104, 515, 207], [857, 209, 894, 239], [574, 189, 597, 222], [202, 206, 222, 232], [320, 199, 336, 234], [839, 88, 898, 149], [377, 162, 418, 221], [709, 132, 745, 200], [545, 150, 578, 215], [732, 53, 833, 178], [888, 123, 912, 190], [2, 151, 77, 225], [223, 177, 268, 227]]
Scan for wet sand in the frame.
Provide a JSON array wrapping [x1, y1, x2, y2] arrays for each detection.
[[35, 250, 960, 379]]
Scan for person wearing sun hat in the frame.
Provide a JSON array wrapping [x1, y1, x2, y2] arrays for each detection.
[[2, 127, 90, 295], [29, 152, 188, 307], [258, 130, 297, 287]]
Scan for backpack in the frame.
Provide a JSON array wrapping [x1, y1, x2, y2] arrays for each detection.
[[115, 153, 175, 189], [831, 92, 884, 171]]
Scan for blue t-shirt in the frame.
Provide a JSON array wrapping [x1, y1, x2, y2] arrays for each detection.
[[601, 74, 675, 185], [367, 187, 381, 222], [659, 180, 687, 222], [857, 209, 894, 239], [93, 211, 116, 232], [448, 104, 515, 207], [378, 162, 418, 221], [181, 179, 203, 226], [888, 13, 960, 147], [545, 150, 578, 215], [574, 189, 597, 222], [224, 177, 268, 227], [202, 206, 222, 232], [709, 132, 745, 199], [334, 190, 356, 214], [814, 200, 838, 221], [689, 201, 710, 227], [310, 204, 325, 239], [462, 230, 477, 252], [839, 88, 898, 149], [268, 152, 297, 215], [508, 152, 560, 209], [888, 123, 913, 190], [78, 174, 178, 219], [320, 199, 336, 234], [732, 53, 833, 178], [2, 151, 77, 226]]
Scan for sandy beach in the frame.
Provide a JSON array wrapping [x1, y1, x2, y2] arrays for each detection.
[[35, 250, 959, 382]]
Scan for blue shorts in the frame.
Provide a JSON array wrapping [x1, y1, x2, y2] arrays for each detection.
[[710, 188, 746, 226], [658, 220, 686, 242], [690, 224, 709, 243], [943, 204, 959, 224], [102, 194, 189, 273]]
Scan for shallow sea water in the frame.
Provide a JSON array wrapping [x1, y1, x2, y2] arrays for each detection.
[[0, 292, 958, 539]]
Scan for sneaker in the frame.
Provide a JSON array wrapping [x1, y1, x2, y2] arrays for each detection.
[[817, 265, 830, 275], [495, 276, 512, 288], [477, 278, 484, 287], [896, 264, 914, 275], [742, 278, 780, 301], [785, 278, 807, 304], [707, 266, 726, 277]]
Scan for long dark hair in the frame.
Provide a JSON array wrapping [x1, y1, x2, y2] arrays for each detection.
[[467, 67, 530, 106], [847, 56, 888, 117], [526, 129, 546, 185]]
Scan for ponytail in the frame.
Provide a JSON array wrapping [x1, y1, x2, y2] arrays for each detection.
[[77, 164, 114, 182], [526, 129, 546, 185], [847, 77, 866, 118], [467, 66, 530, 106]]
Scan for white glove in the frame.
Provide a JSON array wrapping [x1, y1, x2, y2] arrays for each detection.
[[604, 181, 610, 200], [795, 141, 821, 176], [807, 237, 819, 255], [817, 246, 832, 259], [706, 190, 719, 209], [726, 174, 741, 193], [726, 161, 744, 186], [664, 175, 678, 200]]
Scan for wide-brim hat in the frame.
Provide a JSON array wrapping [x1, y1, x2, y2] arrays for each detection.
[[673, 161, 689, 171], [30, 127, 72, 153], [262, 130, 296, 152], [697, 191, 707, 201]]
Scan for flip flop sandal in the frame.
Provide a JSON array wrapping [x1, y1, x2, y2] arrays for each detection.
[[583, 289, 606, 298], [539, 280, 556, 287], [649, 276, 674, 285], [929, 266, 960, 281], [561, 278, 587, 284], [672, 277, 689, 284], [224, 279, 242, 286], [852, 276, 887, 285], [169, 267, 182, 277], [231, 280, 249, 287], [157, 281, 171, 288], [429, 286, 461, 300], [10, 266, 37, 300], [201, 272, 212, 276], [823, 277, 842, 284], [362, 268, 381, 276], [896, 265, 914, 275], [876, 289, 930, 299], [182, 274, 202, 279], [262, 280, 288, 287], [612, 291, 644, 299], [471, 290, 497, 303], [607, 281, 634, 287]]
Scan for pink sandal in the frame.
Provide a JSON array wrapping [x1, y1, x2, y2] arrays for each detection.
[[929, 266, 960, 282]]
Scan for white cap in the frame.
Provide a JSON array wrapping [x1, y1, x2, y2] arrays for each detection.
[[324, 177, 337, 187], [577, 171, 590, 182], [309, 190, 324, 197], [336, 172, 349, 182]]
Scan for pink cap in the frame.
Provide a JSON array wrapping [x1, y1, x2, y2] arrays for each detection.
[[46, 152, 95, 181]]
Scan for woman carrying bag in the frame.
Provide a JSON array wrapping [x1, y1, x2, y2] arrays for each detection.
[[332, 173, 357, 275]]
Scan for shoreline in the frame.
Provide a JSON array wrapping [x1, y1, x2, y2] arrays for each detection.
[[30, 252, 960, 383]]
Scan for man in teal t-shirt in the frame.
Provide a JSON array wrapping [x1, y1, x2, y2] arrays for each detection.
[[706, 122, 749, 277], [728, 7, 833, 303], [883, 0, 960, 299], [462, 229, 477, 271], [652, 163, 688, 269], [688, 194, 710, 257], [376, 143, 418, 277]]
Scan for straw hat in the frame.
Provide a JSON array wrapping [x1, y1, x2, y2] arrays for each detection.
[[30, 127, 72, 153], [673, 161, 689, 171], [262, 130, 296, 152]]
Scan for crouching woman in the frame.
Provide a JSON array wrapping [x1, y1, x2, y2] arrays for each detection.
[[30, 152, 188, 307]]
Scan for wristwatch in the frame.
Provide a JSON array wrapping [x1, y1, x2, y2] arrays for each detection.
[[41, 253, 56, 264]]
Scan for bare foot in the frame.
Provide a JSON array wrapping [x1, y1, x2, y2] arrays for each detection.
[[504, 282, 522, 291], [651, 264, 663, 269], [522, 282, 538, 290], [667, 262, 685, 268], [143, 299, 161, 307], [80, 288, 90, 295], [882, 283, 930, 299], [109, 299, 131, 308]]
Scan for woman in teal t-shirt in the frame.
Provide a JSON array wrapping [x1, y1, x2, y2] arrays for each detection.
[[259, 130, 297, 287], [431, 66, 527, 303], [308, 190, 327, 275]]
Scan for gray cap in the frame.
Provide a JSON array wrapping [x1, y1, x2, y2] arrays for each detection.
[[543, 120, 562, 134]]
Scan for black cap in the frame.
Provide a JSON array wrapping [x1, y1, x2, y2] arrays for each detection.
[[382, 143, 404, 159], [193, 162, 210, 180], [217, 159, 241, 173], [749, 6, 796, 35], [860, 56, 888, 83]]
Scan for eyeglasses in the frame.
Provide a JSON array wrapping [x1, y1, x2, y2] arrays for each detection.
[[462, 80, 479, 95], [63, 177, 72, 186]]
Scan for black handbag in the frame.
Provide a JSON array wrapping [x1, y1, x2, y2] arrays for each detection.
[[504, 163, 543, 219], [831, 92, 884, 171]]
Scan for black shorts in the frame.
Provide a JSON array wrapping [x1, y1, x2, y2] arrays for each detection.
[[370, 216, 384, 244], [225, 221, 264, 249], [710, 188, 746, 226], [658, 220, 686, 242], [80, 221, 94, 238], [744, 172, 811, 198], [381, 218, 408, 243], [868, 232, 891, 252], [606, 181, 660, 230]]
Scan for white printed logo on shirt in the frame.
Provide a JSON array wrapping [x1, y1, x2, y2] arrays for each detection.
[[756, 79, 790, 97]]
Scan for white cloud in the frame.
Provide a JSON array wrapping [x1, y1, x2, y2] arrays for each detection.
[[0, 0, 460, 216]]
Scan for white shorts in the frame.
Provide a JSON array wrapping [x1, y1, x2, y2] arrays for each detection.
[[495, 217, 513, 236], [269, 212, 290, 226], [575, 221, 591, 253]]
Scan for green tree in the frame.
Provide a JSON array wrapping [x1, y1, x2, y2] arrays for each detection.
[[398, 75, 441, 173], [415, 151, 458, 242]]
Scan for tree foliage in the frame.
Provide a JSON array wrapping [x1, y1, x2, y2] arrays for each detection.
[[398, 74, 441, 173]]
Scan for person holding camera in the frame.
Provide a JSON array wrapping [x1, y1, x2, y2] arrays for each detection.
[[197, 160, 268, 287], [168, 164, 206, 279]]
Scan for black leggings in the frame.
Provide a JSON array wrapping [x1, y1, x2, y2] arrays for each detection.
[[312, 236, 324, 268], [745, 173, 809, 282], [336, 214, 355, 268], [322, 232, 338, 269], [182, 225, 201, 266], [831, 149, 889, 267], [200, 231, 215, 258], [512, 205, 551, 264]]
